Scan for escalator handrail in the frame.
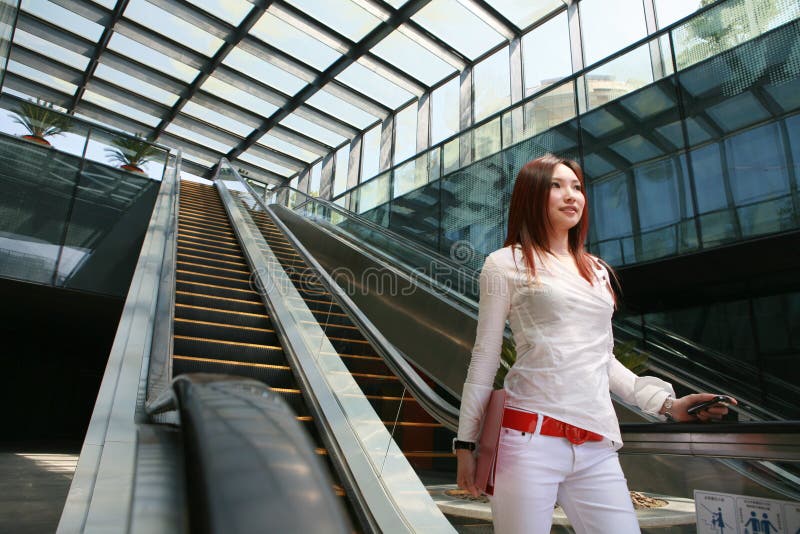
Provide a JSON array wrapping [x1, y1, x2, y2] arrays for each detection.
[[237, 168, 460, 431], [171, 373, 352, 534]]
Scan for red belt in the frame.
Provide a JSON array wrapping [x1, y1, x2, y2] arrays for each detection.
[[502, 407, 603, 445]]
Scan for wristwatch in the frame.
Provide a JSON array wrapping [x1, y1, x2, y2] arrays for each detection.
[[452, 438, 476, 453], [663, 396, 675, 422]]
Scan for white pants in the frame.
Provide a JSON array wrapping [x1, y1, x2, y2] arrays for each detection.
[[490, 427, 640, 534]]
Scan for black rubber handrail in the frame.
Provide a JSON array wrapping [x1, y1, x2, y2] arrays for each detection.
[[172, 373, 352, 534]]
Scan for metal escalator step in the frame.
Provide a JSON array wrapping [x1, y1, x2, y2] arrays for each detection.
[[172, 356, 297, 388], [335, 353, 388, 375], [307, 311, 351, 326], [175, 303, 270, 329], [176, 244, 245, 263], [176, 291, 265, 313], [177, 234, 240, 252], [176, 252, 248, 271], [174, 318, 279, 346], [176, 269, 252, 291], [179, 214, 232, 231], [327, 336, 378, 357], [178, 228, 238, 245], [176, 280, 261, 302], [178, 209, 229, 224], [173, 336, 284, 365], [176, 260, 249, 278], [178, 221, 234, 239]]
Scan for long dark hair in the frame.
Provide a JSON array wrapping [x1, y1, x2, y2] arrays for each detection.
[[504, 154, 609, 290]]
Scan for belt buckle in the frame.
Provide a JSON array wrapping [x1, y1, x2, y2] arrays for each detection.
[[565, 424, 589, 445]]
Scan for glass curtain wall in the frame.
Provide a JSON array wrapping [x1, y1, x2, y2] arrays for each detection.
[[0, 0, 17, 93]]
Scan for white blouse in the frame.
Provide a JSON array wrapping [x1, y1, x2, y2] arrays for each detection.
[[457, 246, 674, 445]]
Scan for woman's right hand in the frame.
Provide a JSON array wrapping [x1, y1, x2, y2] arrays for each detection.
[[456, 449, 480, 497]]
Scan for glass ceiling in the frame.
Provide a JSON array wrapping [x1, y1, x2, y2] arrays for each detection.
[[5, 0, 568, 184]]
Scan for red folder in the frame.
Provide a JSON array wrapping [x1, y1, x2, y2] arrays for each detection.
[[475, 389, 506, 495]]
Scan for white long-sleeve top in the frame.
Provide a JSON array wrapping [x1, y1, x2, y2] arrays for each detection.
[[457, 246, 674, 445]]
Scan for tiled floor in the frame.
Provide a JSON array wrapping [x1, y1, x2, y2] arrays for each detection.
[[0, 448, 79, 533]]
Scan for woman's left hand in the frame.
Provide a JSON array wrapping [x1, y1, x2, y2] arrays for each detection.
[[669, 393, 737, 422]]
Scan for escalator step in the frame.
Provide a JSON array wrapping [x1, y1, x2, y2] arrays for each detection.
[[176, 280, 261, 302], [178, 234, 240, 252], [176, 252, 248, 271], [176, 291, 265, 314], [174, 318, 279, 346], [175, 303, 270, 329], [176, 260, 249, 278], [178, 221, 234, 239], [176, 244, 245, 264], [178, 227, 239, 245], [327, 336, 377, 357], [172, 356, 297, 388], [173, 335, 283, 364], [176, 269, 252, 291]]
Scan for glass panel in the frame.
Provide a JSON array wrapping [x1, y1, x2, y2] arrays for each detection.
[[279, 113, 345, 147], [393, 102, 417, 164], [591, 173, 633, 265], [654, 0, 706, 28], [473, 47, 510, 122], [726, 122, 789, 204], [202, 76, 279, 118], [430, 77, 458, 145], [335, 61, 414, 109], [107, 33, 198, 83], [371, 28, 456, 86], [473, 118, 501, 161], [413, 0, 504, 60], [522, 11, 572, 96], [285, 0, 380, 42], [690, 143, 729, 214], [583, 43, 654, 112], [0, 0, 14, 86], [252, 11, 340, 70], [520, 80, 576, 143], [308, 89, 379, 129], [223, 47, 306, 96], [124, 0, 222, 57], [308, 161, 321, 196], [333, 145, 349, 196], [354, 171, 389, 214], [82, 90, 161, 127], [94, 63, 179, 107], [237, 151, 294, 177], [13, 29, 90, 70], [6, 61, 78, 95], [22, 0, 104, 41], [183, 101, 253, 137], [490, 0, 563, 30], [258, 133, 318, 162], [579, 0, 647, 66], [165, 123, 231, 154], [185, 0, 250, 26], [360, 124, 380, 182]]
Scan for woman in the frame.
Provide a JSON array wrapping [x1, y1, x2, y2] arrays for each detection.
[[455, 154, 735, 533]]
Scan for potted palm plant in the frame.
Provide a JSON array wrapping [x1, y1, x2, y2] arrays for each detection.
[[10, 98, 72, 146], [106, 133, 159, 173]]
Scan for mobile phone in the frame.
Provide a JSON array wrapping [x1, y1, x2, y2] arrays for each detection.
[[687, 395, 733, 415]]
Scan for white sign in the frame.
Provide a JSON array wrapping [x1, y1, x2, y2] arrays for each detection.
[[695, 490, 800, 534]]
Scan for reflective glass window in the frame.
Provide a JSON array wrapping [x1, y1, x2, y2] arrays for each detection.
[[308, 89, 379, 129], [309, 161, 322, 196], [360, 125, 380, 181], [7, 60, 78, 94], [223, 47, 306, 96], [725, 122, 789, 203], [258, 133, 319, 162], [430, 77, 459, 145], [335, 61, 414, 109], [94, 64, 179, 106], [124, 0, 223, 57], [579, 0, 647, 66], [279, 113, 346, 147], [522, 11, 571, 96], [490, 0, 563, 30], [413, 0, 504, 60], [252, 12, 340, 71], [592, 174, 632, 240], [394, 103, 417, 164], [185, 0, 251, 26], [634, 156, 694, 231], [654, 0, 704, 29], [238, 151, 294, 177], [13, 30, 89, 70], [165, 123, 232, 154], [474, 46, 511, 122], [285, 0, 380, 42], [107, 33, 198, 83], [690, 143, 727, 213], [334, 144, 350, 196], [371, 28, 456, 86], [83, 90, 161, 127], [201, 76, 279, 117], [22, 0, 103, 41], [183, 101, 253, 137]]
